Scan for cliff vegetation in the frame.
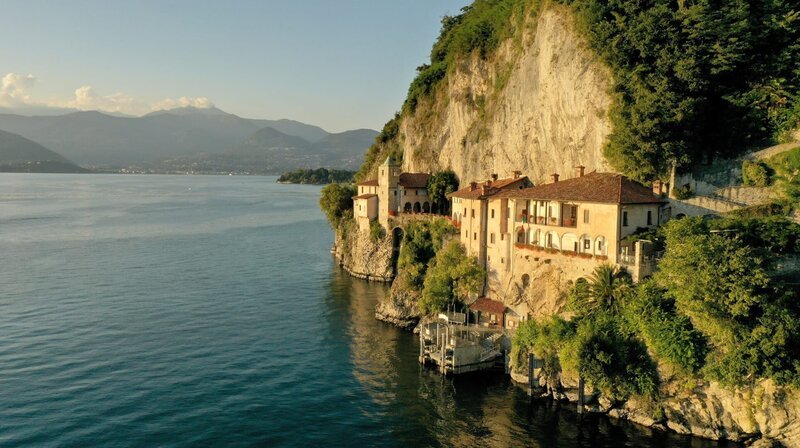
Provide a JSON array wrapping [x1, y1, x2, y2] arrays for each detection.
[[357, 0, 800, 183], [513, 215, 800, 414]]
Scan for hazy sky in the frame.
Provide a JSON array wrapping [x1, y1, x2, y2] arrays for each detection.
[[0, 0, 470, 132]]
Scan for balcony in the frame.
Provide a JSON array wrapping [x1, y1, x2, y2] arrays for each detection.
[[562, 217, 577, 228]]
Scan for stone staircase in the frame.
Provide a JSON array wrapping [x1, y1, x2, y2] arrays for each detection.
[[669, 141, 797, 218]]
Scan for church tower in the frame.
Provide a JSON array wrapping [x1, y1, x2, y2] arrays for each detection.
[[378, 155, 400, 229]]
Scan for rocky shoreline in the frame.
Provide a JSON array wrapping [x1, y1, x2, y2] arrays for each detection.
[[333, 228, 800, 447]]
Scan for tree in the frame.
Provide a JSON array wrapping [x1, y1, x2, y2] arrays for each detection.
[[426, 171, 459, 215], [319, 183, 356, 227], [419, 240, 483, 314], [569, 264, 632, 316], [654, 216, 800, 385]]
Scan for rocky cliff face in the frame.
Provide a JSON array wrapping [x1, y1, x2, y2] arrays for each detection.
[[511, 367, 800, 447], [401, 6, 614, 184], [333, 224, 394, 282]]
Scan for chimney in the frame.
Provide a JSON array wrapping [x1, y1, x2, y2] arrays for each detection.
[[512, 170, 522, 179], [470, 182, 478, 191], [575, 166, 585, 178], [551, 173, 560, 183], [491, 173, 498, 182], [652, 180, 663, 196], [481, 185, 489, 196]]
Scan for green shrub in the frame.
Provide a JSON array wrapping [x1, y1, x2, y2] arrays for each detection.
[[419, 240, 483, 315], [396, 218, 456, 287], [655, 216, 800, 386], [319, 183, 356, 227], [512, 317, 575, 377], [671, 184, 694, 200], [742, 160, 772, 187], [369, 221, 386, 242], [427, 171, 460, 215], [565, 314, 659, 401], [623, 280, 707, 374]]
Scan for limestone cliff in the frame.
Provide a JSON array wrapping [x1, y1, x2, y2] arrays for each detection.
[[400, 5, 613, 184], [333, 223, 394, 282], [511, 366, 800, 447]]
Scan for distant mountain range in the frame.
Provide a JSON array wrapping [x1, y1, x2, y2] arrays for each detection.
[[0, 129, 87, 173], [0, 106, 377, 173]]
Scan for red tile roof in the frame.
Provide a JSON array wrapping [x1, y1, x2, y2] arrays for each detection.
[[469, 297, 506, 315], [398, 173, 431, 189], [352, 194, 377, 200], [449, 176, 530, 200], [357, 179, 379, 187], [495, 172, 664, 204]]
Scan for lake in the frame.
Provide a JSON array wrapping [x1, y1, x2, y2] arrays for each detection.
[[0, 174, 736, 447]]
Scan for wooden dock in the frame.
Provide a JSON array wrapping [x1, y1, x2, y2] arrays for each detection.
[[418, 319, 509, 375]]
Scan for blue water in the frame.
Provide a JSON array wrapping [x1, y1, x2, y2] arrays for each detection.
[[0, 174, 736, 447]]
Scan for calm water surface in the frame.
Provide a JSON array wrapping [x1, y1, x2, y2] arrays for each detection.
[[0, 174, 736, 447]]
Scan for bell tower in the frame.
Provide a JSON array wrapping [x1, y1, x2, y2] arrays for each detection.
[[378, 155, 400, 229]]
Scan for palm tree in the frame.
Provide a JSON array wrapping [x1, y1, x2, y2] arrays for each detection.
[[570, 264, 631, 315]]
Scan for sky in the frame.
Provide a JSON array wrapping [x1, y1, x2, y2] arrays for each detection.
[[0, 0, 471, 132]]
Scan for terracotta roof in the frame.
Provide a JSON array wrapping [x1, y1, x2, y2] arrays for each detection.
[[357, 179, 379, 187], [449, 176, 530, 200], [352, 194, 377, 200], [398, 173, 431, 189], [469, 297, 506, 315], [495, 172, 664, 204]]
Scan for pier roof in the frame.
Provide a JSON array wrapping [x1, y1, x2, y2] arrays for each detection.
[[469, 297, 506, 315]]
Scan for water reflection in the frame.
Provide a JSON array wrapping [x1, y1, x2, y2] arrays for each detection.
[[325, 267, 740, 448]]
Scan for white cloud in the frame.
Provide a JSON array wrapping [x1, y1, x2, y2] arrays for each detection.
[[0, 72, 214, 115], [152, 96, 214, 111], [0, 73, 38, 106], [66, 85, 151, 115]]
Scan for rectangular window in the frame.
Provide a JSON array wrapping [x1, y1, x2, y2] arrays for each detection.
[[583, 209, 589, 224], [464, 208, 467, 216], [473, 233, 477, 240], [647, 210, 653, 225], [490, 233, 495, 244], [488, 256, 491, 262], [393, 191, 397, 196], [584, 239, 590, 250], [471, 209, 475, 218], [501, 234, 505, 241], [623, 211, 629, 227], [403, 190, 407, 196], [491, 209, 495, 219], [501, 257, 505, 264]]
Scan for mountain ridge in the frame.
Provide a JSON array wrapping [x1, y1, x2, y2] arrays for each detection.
[[0, 106, 371, 167], [0, 129, 87, 173]]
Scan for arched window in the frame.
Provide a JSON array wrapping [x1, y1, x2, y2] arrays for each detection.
[[594, 236, 607, 256], [404, 202, 412, 213], [561, 233, 578, 253], [413, 202, 421, 213], [578, 234, 591, 253]]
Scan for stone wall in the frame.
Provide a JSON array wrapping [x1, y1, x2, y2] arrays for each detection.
[[489, 248, 608, 318]]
